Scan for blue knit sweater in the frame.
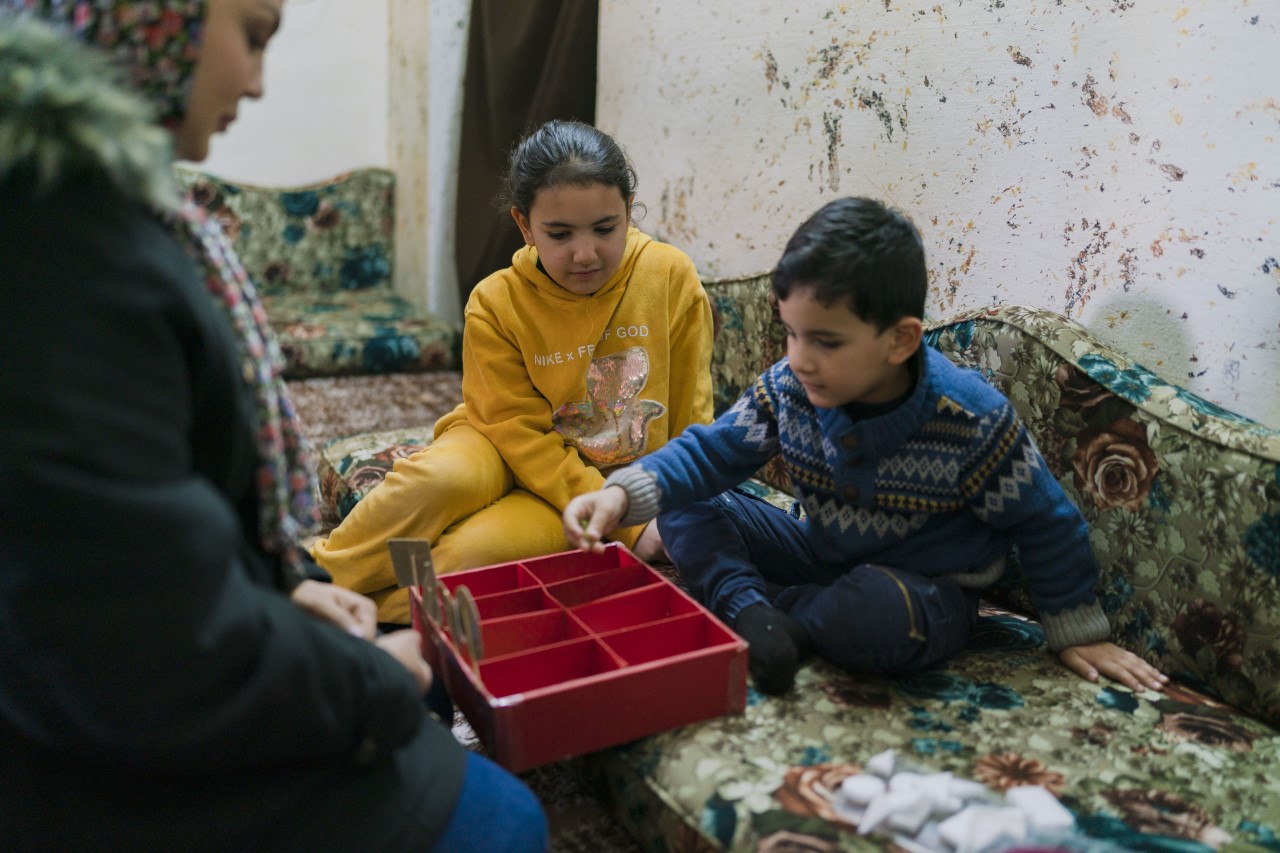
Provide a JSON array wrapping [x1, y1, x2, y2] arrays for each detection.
[[607, 346, 1111, 651]]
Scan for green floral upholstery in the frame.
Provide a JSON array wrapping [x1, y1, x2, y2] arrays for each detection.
[[175, 166, 459, 377], [311, 271, 1280, 852], [317, 427, 435, 523]]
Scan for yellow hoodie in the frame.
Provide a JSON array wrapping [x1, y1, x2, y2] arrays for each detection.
[[435, 227, 714, 511]]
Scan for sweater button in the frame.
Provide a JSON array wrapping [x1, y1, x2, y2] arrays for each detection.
[[843, 485, 859, 501], [841, 434, 858, 449]]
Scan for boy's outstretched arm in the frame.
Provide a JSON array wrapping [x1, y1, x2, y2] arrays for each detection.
[[1058, 641, 1169, 692], [564, 485, 631, 553]]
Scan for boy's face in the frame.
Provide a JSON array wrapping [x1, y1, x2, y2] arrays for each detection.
[[778, 287, 920, 409]]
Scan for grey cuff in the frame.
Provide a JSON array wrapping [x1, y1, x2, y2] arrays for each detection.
[[603, 466, 663, 527], [1040, 600, 1111, 652]]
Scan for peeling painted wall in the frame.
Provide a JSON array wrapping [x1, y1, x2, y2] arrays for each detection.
[[598, 1, 1280, 427]]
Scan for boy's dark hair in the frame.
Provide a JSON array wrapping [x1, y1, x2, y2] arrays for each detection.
[[502, 120, 637, 215], [772, 197, 927, 331]]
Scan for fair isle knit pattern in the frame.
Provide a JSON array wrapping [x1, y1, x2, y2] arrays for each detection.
[[745, 356, 1033, 521], [629, 345, 1111, 648]]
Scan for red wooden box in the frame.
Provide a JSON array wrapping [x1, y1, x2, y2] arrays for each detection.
[[410, 544, 748, 772]]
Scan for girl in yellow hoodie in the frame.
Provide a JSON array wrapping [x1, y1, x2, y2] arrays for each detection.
[[311, 120, 715, 624]]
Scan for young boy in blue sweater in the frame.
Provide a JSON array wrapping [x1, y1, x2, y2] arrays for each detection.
[[563, 196, 1169, 696]]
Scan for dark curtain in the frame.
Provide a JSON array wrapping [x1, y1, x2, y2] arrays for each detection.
[[454, 0, 598, 304]]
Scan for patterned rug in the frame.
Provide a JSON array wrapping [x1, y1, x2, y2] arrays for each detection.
[[287, 371, 641, 853], [288, 371, 466, 449]]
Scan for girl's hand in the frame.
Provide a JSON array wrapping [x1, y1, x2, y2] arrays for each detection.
[[632, 520, 670, 565], [1058, 641, 1169, 692], [291, 579, 377, 640], [564, 486, 629, 553]]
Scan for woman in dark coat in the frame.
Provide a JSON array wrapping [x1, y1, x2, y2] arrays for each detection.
[[0, 2, 546, 849]]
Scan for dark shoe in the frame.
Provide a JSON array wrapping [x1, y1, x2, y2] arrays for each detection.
[[734, 603, 809, 695]]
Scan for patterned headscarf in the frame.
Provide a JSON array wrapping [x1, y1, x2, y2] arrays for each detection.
[[5, 0, 320, 580]]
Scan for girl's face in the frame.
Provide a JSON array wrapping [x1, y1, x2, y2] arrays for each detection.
[[175, 0, 284, 162], [512, 182, 632, 296]]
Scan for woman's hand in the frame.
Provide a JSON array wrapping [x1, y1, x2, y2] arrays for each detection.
[[375, 629, 434, 695], [1058, 641, 1169, 692], [563, 485, 630, 553], [290, 579, 377, 640]]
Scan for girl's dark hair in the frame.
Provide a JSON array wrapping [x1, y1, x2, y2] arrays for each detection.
[[502, 120, 637, 215], [772, 197, 927, 332]]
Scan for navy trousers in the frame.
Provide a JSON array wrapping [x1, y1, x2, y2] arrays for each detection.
[[658, 489, 981, 674]]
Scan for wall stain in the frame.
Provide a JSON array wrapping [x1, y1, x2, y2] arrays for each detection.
[[658, 175, 698, 246], [1062, 218, 1113, 314], [822, 111, 842, 190], [1008, 46, 1033, 67], [1157, 162, 1186, 181], [760, 48, 790, 95], [855, 89, 898, 140], [1119, 250, 1137, 292], [1080, 73, 1109, 116], [816, 41, 845, 80]]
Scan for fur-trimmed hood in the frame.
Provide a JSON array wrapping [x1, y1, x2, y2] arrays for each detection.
[[0, 14, 177, 210]]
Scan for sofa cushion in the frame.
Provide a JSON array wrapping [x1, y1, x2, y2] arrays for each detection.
[[921, 306, 1280, 728], [271, 290, 457, 377], [576, 605, 1280, 852], [175, 166, 459, 377], [316, 427, 435, 523]]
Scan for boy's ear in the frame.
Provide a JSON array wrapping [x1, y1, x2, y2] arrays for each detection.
[[511, 208, 535, 246], [886, 317, 924, 365]]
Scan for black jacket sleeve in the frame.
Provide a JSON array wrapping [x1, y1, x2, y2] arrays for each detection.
[[0, 177, 426, 771]]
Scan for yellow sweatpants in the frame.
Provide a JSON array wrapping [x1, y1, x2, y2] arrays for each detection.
[[310, 423, 635, 624]]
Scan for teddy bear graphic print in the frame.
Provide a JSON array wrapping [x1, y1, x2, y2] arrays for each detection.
[[553, 346, 665, 466]]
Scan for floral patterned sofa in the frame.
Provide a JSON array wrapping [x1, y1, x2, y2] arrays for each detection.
[[176, 166, 459, 378], [314, 273, 1280, 852]]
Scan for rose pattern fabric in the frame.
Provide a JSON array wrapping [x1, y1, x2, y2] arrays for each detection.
[[772, 764, 862, 830], [1071, 417, 1160, 512]]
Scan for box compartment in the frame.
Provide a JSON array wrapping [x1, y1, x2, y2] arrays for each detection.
[[468, 586, 560, 621], [437, 561, 540, 597], [601, 613, 741, 666], [543, 563, 660, 608], [521, 547, 642, 584], [570, 582, 702, 633], [477, 610, 590, 659]]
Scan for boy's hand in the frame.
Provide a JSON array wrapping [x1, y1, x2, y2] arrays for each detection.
[[1059, 641, 1169, 692], [564, 486, 629, 553]]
